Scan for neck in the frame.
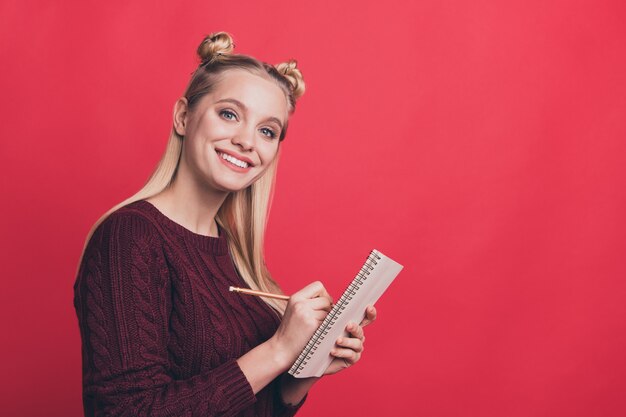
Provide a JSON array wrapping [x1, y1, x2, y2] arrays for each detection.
[[153, 164, 229, 237]]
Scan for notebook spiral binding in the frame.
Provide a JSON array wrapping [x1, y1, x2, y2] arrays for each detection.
[[288, 249, 383, 376]]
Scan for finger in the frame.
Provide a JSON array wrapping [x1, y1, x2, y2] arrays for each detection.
[[294, 281, 333, 304], [360, 305, 377, 327], [288, 299, 331, 324], [306, 296, 333, 312], [347, 321, 364, 340], [318, 287, 334, 306], [313, 309, 329, 321], [330, 347, 360, 363], [336, 336, 363, 352]]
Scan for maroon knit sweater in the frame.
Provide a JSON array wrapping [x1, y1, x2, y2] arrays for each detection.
[[73, 200, 307, 416]]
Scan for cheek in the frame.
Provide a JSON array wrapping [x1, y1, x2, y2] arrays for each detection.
[[249, 146, 279, 183], [196, 114, 231, 139], [189, 139, 209, 158], [183, 137, 213, 171], [258, 143, 280, 165]]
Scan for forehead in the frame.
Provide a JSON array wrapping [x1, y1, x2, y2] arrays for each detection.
[[205, 69, 288, 121]]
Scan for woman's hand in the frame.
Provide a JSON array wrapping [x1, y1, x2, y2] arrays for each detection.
[[276, 303, 377, 406], [323, 304, 377, 375], [270, 281, 334, 368]]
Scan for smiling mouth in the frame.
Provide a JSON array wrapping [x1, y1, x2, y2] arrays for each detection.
[[216, 151, 250, 169]]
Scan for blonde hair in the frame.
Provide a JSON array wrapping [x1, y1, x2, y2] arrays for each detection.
[[75, 31, 305, 315]]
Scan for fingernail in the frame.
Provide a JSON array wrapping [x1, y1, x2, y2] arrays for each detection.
[[337, 337, 343, 344]]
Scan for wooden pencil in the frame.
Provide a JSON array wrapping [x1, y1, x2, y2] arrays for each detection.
[[228, 286, 290, 300]]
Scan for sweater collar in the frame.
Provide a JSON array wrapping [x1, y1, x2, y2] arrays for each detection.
[[132, 200, 229, 254]]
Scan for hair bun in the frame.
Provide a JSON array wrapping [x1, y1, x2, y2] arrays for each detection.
[[274, 59, 306, 100], [197, 31, 235, 62]]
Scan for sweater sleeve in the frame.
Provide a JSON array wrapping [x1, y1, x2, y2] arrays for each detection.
[[273, 376, 308, 417], [73, 212, 257, 417]]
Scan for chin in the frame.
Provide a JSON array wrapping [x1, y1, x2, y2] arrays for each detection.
[[214, 180, 255, 193]]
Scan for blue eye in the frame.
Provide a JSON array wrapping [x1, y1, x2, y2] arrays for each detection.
[[220, 109, 237, 120], [220, 109, 277, 139], [261, 127, 277, 139]]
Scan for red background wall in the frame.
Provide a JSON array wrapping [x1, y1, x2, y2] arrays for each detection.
[[1, 1, 625, 416]]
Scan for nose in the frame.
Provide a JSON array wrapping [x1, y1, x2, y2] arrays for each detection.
[[231, 125, 255, 151]]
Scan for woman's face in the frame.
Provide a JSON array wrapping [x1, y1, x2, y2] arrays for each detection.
[[175, 69, 288, 194]]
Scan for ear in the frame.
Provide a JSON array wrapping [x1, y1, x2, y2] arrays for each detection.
[[173, 97, 189, 136]]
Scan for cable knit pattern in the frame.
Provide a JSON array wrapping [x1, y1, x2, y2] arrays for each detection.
[[73, 200, 307, 417]]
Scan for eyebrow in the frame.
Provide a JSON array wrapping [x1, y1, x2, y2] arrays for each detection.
[[215, 98, 284, 130]]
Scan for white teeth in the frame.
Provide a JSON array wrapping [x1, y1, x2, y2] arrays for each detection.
[[219, 152, 249, 168]]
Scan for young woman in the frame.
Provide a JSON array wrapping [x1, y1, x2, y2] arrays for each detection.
[[73, 31, 377, 417]]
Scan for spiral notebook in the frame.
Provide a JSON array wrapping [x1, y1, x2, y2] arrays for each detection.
[[288, 249, 404, 378]]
